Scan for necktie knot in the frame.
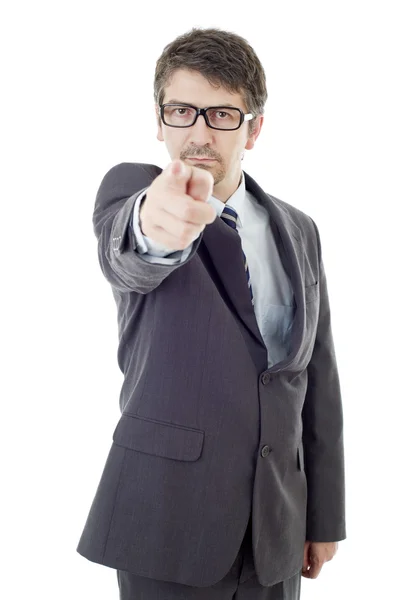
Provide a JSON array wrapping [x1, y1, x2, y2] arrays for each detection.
[[220, 206, 239, 231]]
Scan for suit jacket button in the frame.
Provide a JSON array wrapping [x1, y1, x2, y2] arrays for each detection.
[[261, 373, 271, 385], [261, 445, 271, 457]]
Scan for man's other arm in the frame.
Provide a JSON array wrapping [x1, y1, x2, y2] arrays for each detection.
[[302, 218, 346, 543]]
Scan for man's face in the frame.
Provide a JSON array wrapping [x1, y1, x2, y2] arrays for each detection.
[[156, 69, 263, 200]]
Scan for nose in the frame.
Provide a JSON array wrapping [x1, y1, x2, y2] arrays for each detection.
[[188, 113, 214, 145]]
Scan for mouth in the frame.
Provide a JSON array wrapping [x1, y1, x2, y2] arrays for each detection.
[[186, 157, 216, 163]]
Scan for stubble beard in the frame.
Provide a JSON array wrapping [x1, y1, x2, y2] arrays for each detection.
[[195, 162, 225, 186]]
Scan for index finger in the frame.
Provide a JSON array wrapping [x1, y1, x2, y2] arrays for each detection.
[[186, 166, 214, 203]]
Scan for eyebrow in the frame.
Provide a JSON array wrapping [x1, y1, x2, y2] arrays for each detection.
[[166, 99, 237, 107]]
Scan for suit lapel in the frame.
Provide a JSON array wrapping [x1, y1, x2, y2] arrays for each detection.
[[199, 171, 306, 368]]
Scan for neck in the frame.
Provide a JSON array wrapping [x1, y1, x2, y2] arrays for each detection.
[[213, 170, 242, 204]]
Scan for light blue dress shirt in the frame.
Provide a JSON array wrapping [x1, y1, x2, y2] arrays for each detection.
[[130, 172, 295, 368]]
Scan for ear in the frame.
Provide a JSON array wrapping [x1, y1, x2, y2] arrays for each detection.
[[155, 104, 164, 142], [245, 115, 264, 151]]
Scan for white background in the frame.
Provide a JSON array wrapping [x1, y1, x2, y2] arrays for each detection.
[[1, 1, 399, 598]]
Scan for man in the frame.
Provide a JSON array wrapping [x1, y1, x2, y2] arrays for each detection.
[[76, 27, 346, 600]]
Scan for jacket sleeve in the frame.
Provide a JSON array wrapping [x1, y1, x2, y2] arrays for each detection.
[[302, 218, 347, 542], [92, 162, 203, 294]]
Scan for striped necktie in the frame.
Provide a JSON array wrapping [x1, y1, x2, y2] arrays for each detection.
[[220, 206, 254, 306]]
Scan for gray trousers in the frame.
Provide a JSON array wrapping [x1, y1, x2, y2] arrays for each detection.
[[116, 514, 302, 599]]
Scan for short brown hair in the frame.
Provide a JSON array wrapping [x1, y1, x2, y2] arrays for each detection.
[[153, 27, 268, 135]]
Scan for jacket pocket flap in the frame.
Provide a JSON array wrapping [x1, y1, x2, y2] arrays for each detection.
[[297, 444, 305, 471], [112, 413, 204, 462]]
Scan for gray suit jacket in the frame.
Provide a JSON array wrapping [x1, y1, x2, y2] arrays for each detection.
[[76, 162, 346, 588]]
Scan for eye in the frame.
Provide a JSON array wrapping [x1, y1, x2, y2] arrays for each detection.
[[209, 109, 234, 120]]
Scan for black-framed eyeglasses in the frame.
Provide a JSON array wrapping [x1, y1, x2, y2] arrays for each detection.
[[159, 103, 254, 131]]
